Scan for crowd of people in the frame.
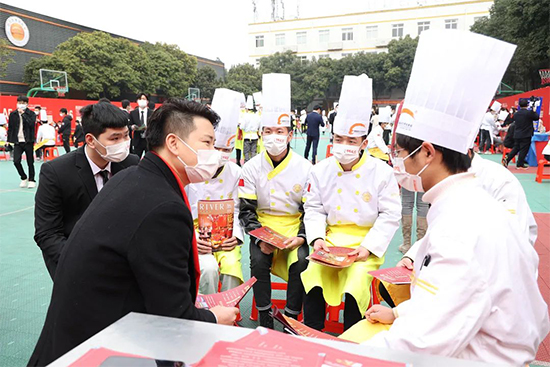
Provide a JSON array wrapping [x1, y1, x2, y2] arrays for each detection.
[[0, 29, 549, 367]]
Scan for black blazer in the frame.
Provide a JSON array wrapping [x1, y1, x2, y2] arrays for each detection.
[[128, 108, 153, 145], [304, 112, 325, 137], [512, 108, 539, 139], [73, 124, 84, 143], [28, 152, 216, 367], [7, 108, 35, 144], [58, 115, 72, 137], [34, 146, 140, 279]]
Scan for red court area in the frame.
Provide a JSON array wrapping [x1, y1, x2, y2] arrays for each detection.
[[535, 213, 550, 363]]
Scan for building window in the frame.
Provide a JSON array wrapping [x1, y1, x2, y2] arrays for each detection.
[[392, 24, 404, 38], [298, 55, 307, 63], [297, 31, 307, 45], [255, 59, 260, 67], [342, 28, 354, 41], [342, 53, 352, 57], [255, 35, 264, 48], [366, 25, 378, 39], [319, 54, 330, 59], [445, 19, 458, 29], [417, 21, 430, 34], [319, 29, 329, 43], [275, 33, 285, 46]]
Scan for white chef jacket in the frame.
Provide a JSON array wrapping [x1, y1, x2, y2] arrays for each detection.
[[240, 111, 260, 140], [366, 125, 389, 154], [304, 153, 401, 258], [367, 173, 549, 366], [480, 112, 496, 131], [36, 124, 57, 146], [185, 161, 244, 242]]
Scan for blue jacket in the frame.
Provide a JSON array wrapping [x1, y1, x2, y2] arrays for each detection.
[[304, 112, 325, 137]]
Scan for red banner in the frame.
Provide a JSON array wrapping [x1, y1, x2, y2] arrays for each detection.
[[497, 86, 550, 131]]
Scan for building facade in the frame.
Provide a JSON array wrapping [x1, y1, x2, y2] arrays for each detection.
[[249, 0, 493, 65], [0, 3, 225, 96]]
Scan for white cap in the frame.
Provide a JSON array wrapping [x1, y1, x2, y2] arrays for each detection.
[[498, 110, 509, 121], [253, 92, 262, 107], [396, 30, 516, 154], [261, 73, 291, 128], [211, 88, 242, 149], [333, 74, 372, 137], [246, 95, 254, 110], [379, 106, 392, 123], [491, 101, 502, 112]]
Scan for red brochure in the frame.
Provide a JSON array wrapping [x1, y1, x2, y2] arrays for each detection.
[[195, 277, 256, 309]]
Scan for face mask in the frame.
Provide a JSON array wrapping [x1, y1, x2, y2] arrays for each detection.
[[219, 151, 231, 166], [175, 136, 221, 183], [94, 137, 130, 163], [332, 143, 361, 165], [17, 104, 26, 111], [137, 100, 147, 108], [392, 146, 429, 192], [263, 133, 288, 156]]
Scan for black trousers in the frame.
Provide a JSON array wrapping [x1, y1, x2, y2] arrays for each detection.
[[382, 130, 391, 145], [62, 136, 71, 154], [507, 137, 531, 167], [303, 286, 363, 331], [249, 239, 308, 315], [13, 142, 35, 181], [304, 135, 320, 163], [133, 139, 148, 158], [479, 129, 492, 152], [235, 148, 242, 166]]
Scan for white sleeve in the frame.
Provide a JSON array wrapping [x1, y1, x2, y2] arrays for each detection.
[[360, 170, 401, 258], [303, 171, 327, 244], [365, 231, 492, 357], [37, 127, 43, 142], [232, 169, 245, 243], [374, 130, 389, 154]]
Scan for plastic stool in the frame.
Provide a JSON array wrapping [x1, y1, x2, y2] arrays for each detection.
[[44, 147, 59, 161], [535, 160, 550, 183], [502, 147, 515, 163], [250, 281, 302, 321]]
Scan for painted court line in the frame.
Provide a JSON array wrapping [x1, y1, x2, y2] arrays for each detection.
[[0, 206, 34, 217]]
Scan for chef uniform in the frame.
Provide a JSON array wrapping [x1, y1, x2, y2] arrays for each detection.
[[364, 30, 549, 366], [186, 88, 245, 294], [367, 105, 391, 161], [480, 102, 499, 153], [239, 73, 312, 324], [235, 93, 246, 166], [240, 95, 261, 163], [301, 74, 401, 331]]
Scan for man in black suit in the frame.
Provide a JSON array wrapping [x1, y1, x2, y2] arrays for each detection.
[[7, 95, 36, 188], [303, 105, 325, 164], [28, 99, 239, 367], [503, 99, 540, 169], [34, 103, 140, 280], [128, 92, 153, 157], [58, 108, 72, 154]]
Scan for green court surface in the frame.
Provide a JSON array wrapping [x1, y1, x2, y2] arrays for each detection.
[[0, 137, 548, 367]]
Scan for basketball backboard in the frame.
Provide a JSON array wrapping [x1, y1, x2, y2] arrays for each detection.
[[27, 69, 69, 97], [188, 87, 201, 103]]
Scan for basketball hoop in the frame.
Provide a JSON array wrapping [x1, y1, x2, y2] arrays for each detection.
[[539, 69, 550, 85], [53, 86, 66, 97]]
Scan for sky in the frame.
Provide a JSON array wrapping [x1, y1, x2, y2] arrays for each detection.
[[4, 0, 447, 68]]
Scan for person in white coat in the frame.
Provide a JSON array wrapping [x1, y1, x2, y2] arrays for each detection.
[[366, 105, 391, 161], [362, 30, 549, 366], [479, 102, 498, 154], [186, 88, 245, 295], [301, 74, 401, 331], [240, 96, 261, 163]]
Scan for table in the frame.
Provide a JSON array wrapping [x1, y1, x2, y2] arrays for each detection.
[[49, 313, 510, 367], [526, 132, 549, 166]]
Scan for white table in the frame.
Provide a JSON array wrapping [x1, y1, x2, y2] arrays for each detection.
[[49, 313, 509, 367]]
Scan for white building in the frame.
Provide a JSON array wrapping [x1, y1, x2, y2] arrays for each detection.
[[248, 0, 493, 65]]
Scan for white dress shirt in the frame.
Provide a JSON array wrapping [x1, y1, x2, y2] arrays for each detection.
[[84, 146, 112, 192]]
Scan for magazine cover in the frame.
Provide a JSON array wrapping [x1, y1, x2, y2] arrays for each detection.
[[197, 199, 234, 252], [307, 247, 357, 268]]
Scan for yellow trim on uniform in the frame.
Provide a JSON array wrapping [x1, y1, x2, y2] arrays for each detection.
[[508, 209, 517, 215], [415, 282, 437, 295], [415, 277, 439, 291], [267, 150, 293, 180], [352, 151, 368, 171], [239, 193, 258, 200]]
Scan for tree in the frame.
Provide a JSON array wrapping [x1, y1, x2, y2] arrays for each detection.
[[383, 36, 418, 93], [141, 42, 197, 98], [224, 63, 262, 97], [193, 66, 219, 101], [0, 39, 15, 79], [471, 0, 550, 91]]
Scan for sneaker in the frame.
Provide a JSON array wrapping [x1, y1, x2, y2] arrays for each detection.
[[518, 166, 529, 170], [259, 310, 274, 329], [28, 181, 36, 189], [501, 157, 508, 168], [19, 179, 28, 188]]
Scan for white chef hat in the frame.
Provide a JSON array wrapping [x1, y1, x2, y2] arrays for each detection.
[[246, 95, 254, 110], [396, 30, 516, 154], [239, 93, 246, 109], [379, 106, 392, 123], [261, 73, 291, 128], [211, 88, 242, 149], [253, 92, 262, 107], [491, 101, 502, 112], [333, 74, 372, 137], [498, 110, 509, 121]]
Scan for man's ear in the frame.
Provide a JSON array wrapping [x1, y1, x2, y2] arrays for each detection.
[[422, 141, 437, 163], [165, 133, 179, 156], [85, 133, 96, 148]]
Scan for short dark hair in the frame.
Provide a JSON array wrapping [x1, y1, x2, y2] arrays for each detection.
[[34, 106, 41, 110], [136, 92, 149, 101], [98, 97, 111, 104], [80, 102, 130, 138], [519, 99, 528, 108], [313, 105, 322, 111], [17, 95, 29, 103], [147, 98, 219, 151], [121, 99, 131, 109], [395, 133, 471, 174], [148, 101, 156, 110], [60, 108, 68, 114]]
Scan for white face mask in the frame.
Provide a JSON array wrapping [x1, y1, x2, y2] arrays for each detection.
[[219, 151, 231, 166], [176, 136, 221, 183], [93, 137, 130, 163], [137, 100, 148, 108], [17, 103, 26, 112], [263, 133, 288, 156], [392, 146, 429, 192], [332, 143, 362, 165]]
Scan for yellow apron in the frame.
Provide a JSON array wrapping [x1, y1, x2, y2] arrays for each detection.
[[256, 136, 264, 154], [301, 224, 385, 315], [338, 320, 391, 343], [368, 147, 389, 161], [257, 211, 304, 282], [235, 127, 244, 150], [375, 279, 411, 307]]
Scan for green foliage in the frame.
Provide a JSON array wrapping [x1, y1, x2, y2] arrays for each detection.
[[471, 0, 550, 91], [224, 63, 262, 97], [0, 39, 15, 79], [193, 65, 220, 101]]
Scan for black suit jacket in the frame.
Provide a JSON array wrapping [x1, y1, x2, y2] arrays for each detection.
[[304, 112, 325, 137], [29, 152, 215, 367], [58, 115, 72, 138], [7, 108, 35, 143], [34, 146, 140, 279], [512, 108, 539, 139], [128, 108, 153, 146]]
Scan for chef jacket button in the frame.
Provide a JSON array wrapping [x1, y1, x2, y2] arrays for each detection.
[[337, 189, 342, 194]]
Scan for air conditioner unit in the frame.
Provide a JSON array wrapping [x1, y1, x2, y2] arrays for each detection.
[[328, 42, 343, 51]]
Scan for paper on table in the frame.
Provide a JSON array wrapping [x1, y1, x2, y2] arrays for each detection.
[[368, 267, 413, 285], [195, 277, 256, 309], [249, 226, 289, 250]]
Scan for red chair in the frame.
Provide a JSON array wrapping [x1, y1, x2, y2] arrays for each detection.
[[535, 160, 550, 183], [43, 147, 59, 161], [250, 281, 303, 321], [502, 147, 515, 163], [326, 144, 333, 158], [0, 148, 8, 161]]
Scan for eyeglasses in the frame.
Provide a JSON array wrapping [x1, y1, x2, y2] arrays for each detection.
[[389, 148, 404, 161]]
